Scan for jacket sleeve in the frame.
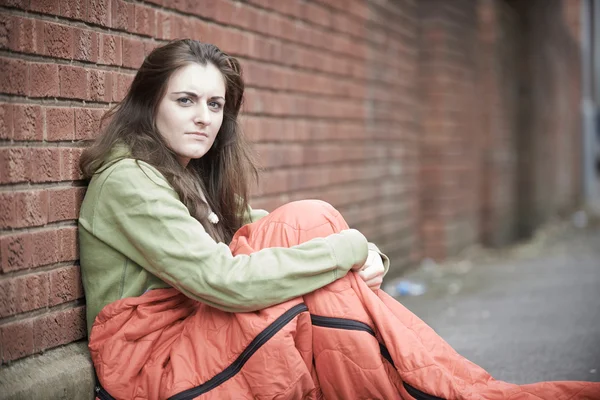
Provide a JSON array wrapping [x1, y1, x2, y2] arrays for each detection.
[[367, 242, 391, 277], [243, 205, 269, 225], [90, 160, 369, 312], [244, 207, 390, 277]]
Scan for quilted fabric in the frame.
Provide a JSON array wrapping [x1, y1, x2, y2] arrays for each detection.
[[89, 200, 600, 399]]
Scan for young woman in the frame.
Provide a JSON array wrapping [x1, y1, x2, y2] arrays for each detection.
[[78, 39, 388, 337], [81, 40, 599, 400]]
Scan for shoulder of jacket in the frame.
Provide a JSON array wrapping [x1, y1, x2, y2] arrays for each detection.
[[96, 158, 172, 190]]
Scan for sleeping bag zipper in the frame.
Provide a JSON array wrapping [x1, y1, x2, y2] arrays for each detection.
[[95, 383, 115, 400], [311, 315, 395, 365], [310, 314, 445, 400], [168, 303, 309, 400]]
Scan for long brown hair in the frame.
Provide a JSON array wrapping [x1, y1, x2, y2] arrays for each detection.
[[80, 39, 258, 243]]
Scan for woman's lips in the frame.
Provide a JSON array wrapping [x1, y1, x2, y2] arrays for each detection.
[[188, 131, 208, 138]]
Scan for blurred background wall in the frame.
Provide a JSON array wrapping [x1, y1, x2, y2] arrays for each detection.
[[0, 0, 598, 365]]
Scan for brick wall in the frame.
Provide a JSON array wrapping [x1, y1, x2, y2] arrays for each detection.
[[478, 0, 520, 246], [417, 0, 483, 259], [0, 0, 421, 364], [0, 0, 583, 365], [507, 0, 582, 236]]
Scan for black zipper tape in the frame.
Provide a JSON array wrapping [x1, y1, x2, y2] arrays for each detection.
[[310, 314, 445, 400], [168, 303, 309, 400], [311, 314, 396, 366], [311, 315, 377, 335], [403, 382, 446, 400], [95, 383, 115, 400]]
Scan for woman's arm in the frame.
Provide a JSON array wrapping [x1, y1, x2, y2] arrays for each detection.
[[244, 206, 390, 278], [88, 159, 369, 312]]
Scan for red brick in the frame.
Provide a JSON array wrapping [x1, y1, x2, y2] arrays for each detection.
[[193, 19, 211, 41], [46, 107, 75, 141], [111, 0, 134, 30], [0, 320, 34, 363], [278, 18, 296, 42], [73, 28, 98, 63], [7, 17, 46, 55], [0, 280, 16, 317], [0, 147, 31, 184], [75, 108, 105, 140], [212, 0, 235, 24], [0, 231, 33, 273], [60, 147, 84, 180], [113, 72, 134, 101], [87, 69, 112, 102], [59, 65, 87, 99], [29, 62, 60, 97], [29, 0, 60, 14], [47, 187, 85, 222], [34, 19, 45, 52], [135, 4, 156, 36], [30, 148, 61, 183], [143, 41, 158, 57], [0, 190, 48, 229], [237, 4, 262, 32], [44, 23, 74, 59], [13, 104, 43, 141], [60, 0, 86, 20], [0, 273, 50, 318], [87, 0, 111, 27], [0, 103, 13, 140], [257, 171, 290, 196], [108, 72, 119, 101], [98, 34, 121, 65], [156, 10, 173, 40], [34, 306, 86, 352], [122, 37, 146, 69], [0, 57, 28, 95], [49, 265, 84, 306], [305, 3, 331, 27], [0, 227, 79, 273], [167, 14, 190, 41], [0, 14, 11, 49], [57, 226, 79, 262], [2, 0, 28, 8], [31, 229, 59, 267]]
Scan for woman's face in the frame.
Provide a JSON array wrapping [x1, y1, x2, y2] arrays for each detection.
[[155, 62, 226, 167]]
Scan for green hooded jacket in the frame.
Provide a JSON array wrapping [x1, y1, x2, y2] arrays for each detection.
[[79, 148, 389, 335]]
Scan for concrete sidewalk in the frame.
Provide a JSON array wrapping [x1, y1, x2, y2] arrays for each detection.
[[385, 221, 600, 385]]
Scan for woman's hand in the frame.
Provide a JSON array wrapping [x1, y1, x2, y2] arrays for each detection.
[[353, 250, 385, 291]]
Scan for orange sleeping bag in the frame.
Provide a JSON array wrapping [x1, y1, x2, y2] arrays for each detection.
[[89, 200, 600, 399]]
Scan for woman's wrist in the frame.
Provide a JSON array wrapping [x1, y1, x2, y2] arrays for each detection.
[[325, 229, 369, 278]]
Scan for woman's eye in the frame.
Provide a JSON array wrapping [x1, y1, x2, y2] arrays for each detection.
[[177, 97, 193, 105], [209, 101, 223, 110]]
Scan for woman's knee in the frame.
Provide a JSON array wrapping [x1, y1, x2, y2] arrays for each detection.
[[230, 200, 349, 252], [267, 200, 349, 234]]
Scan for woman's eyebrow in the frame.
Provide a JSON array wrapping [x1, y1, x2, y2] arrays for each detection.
[[172, 92, 225, 102], [172, 91, 199, 98]]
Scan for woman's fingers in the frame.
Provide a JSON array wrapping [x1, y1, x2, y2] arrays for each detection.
[[358, 264, 383, 281], [364, 276, 383, 290], [352, 249, 384, 291], [357, 250, 385, 291]]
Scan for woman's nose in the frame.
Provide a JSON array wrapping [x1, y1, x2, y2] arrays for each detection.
[[194, 105, 211, 126]]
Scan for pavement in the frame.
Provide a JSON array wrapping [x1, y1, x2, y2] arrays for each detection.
[[384, 218, 600, 385]]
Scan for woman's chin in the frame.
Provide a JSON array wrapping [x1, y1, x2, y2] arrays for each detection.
[[178, 146, 210, 161]]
